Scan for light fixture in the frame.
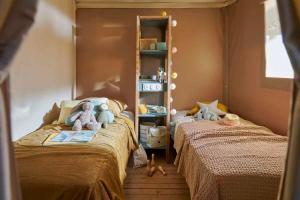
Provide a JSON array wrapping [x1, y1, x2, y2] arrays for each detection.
[[172, 20, 177, 27], [171, 72, 178, 79], [172, 47, 177, 54], [161, 11, 167, 16], [171, 109, 177, 116], [170, 83, 176, 90]]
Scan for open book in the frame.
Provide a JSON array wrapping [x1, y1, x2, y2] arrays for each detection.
[[43, 130, 97, 145]]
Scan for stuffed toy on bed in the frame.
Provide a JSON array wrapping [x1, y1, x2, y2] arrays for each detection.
[[97, 103, 114, 128], [196, 107, 220, 121], [68, 102, 100, 131]]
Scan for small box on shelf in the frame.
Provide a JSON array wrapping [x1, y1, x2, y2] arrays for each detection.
[[140, 38, 157, 50]]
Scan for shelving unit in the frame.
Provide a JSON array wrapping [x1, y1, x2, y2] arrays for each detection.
[[135, 15, 172, 162]]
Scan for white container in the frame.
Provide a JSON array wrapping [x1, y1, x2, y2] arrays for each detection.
[[146, 126, 166, 148], [140, 122, 155, 143]]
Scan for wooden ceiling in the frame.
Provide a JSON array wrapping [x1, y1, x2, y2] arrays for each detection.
[[75, 0, 238, 8]]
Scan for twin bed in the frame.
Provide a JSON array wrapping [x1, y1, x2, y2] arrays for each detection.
[[15, 113, 138, 200], [173, 115, 288, 200]]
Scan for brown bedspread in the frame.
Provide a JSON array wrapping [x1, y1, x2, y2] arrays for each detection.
[[174, 120, 288, 200], [14, 116, 138, 200]]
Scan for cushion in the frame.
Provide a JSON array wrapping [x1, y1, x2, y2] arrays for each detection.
[[57, 100, 80, 124], [187, 100, 228, 116], [197, 100, 227, 116], [108, 99, 128, 117], [82, 97, 109, 107]]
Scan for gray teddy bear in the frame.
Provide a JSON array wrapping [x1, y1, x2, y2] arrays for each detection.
[[97, 103, 114, 128], [196, 107, 220, 121]]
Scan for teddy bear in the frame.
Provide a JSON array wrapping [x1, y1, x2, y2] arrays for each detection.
[[196, 107, 220, 121], [68, 102, 100, 131], [97, 103, 114, 128]]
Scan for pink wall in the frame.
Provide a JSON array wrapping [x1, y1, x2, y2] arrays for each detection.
[[228, 0, 292, 135], [76, 8, 225, 111]]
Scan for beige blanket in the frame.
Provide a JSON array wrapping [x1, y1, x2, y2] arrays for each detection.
[[174, 120, 287, 200], [15, 116, 138, 200]]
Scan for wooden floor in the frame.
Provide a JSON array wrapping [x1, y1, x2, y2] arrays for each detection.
[[124, 150, 191, 200]]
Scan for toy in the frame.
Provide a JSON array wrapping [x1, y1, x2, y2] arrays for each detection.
[[151, 154, 155, 167], [97, 103, 114, 128], [158, 165, 167, 176], [196, 107, 220, 121], [69, 102, 100, 131], [146, 160, 151, 176], [149, 166, 156, 177]]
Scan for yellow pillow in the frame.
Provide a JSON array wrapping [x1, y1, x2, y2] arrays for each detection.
[[187, 101, 228, 116], [186, 105, 200, 116], [108, 99, 128, 117], [57, 100, 80, 124]]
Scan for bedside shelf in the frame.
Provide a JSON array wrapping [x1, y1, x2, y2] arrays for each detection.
[[135, 15, 172, 162], [140, 50, 167, 56]]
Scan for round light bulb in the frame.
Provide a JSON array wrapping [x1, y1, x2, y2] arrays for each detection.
[[170, 83, 176, 90], [161, 11, 167, 16], [171, 72, 178, 79], [171, 109, 177, 116], [172, 20, 177, 27], [170, 97, 173, 103], [172, 47, 178, 54]]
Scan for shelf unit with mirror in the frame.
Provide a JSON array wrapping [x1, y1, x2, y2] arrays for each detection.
[[135, 15, 173, 162]]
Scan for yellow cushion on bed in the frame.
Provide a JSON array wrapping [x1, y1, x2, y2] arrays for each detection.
[[187, 101, 228, 116], [108, 99, 128, 117], [58, 100, 81, 124]]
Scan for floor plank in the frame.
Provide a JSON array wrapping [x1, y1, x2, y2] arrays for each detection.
[[124, 151, 191, 200]]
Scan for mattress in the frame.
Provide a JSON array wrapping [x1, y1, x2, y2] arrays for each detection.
[[174, 119, 288, 200], [14, 115, 138, 200]]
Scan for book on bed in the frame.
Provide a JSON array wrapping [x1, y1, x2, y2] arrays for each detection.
[[43, 130, 97, 145]]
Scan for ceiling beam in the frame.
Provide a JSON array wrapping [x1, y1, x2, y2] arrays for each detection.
[[75, 0, 237, 8]]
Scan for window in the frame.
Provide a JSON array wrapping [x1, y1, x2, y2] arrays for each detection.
[[265, 0, 294, 79]]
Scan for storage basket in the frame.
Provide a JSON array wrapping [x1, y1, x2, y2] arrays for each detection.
[[146, 126, 166, 148], [139, 122, 155, 143], [140, 38, 157, 50]]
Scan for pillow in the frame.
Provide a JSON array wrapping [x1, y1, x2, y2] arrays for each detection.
[[187, 100, 228, 116], [186, 105, 200, 116], [60, 100, 81, 108], [82, 97, 108, 107], [197, 100, 227, 116], [57, 100, 80, 124], [108, 99, 128, 117]]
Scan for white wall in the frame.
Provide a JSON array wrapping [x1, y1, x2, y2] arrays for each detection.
[[9, 0, 75, 140]]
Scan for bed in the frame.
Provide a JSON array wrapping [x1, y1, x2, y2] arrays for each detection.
[[173, 118, 288, 200], [14, 114, 138, 200]]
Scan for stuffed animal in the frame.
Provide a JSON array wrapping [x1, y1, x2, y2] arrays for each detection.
[[196, 107, 220, 121], [68, 102, 100, 131], [97, 103, 114, 128]]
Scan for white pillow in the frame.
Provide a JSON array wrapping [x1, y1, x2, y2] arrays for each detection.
[[82, 97, 108, 105], [197, 100, 226, 116]]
